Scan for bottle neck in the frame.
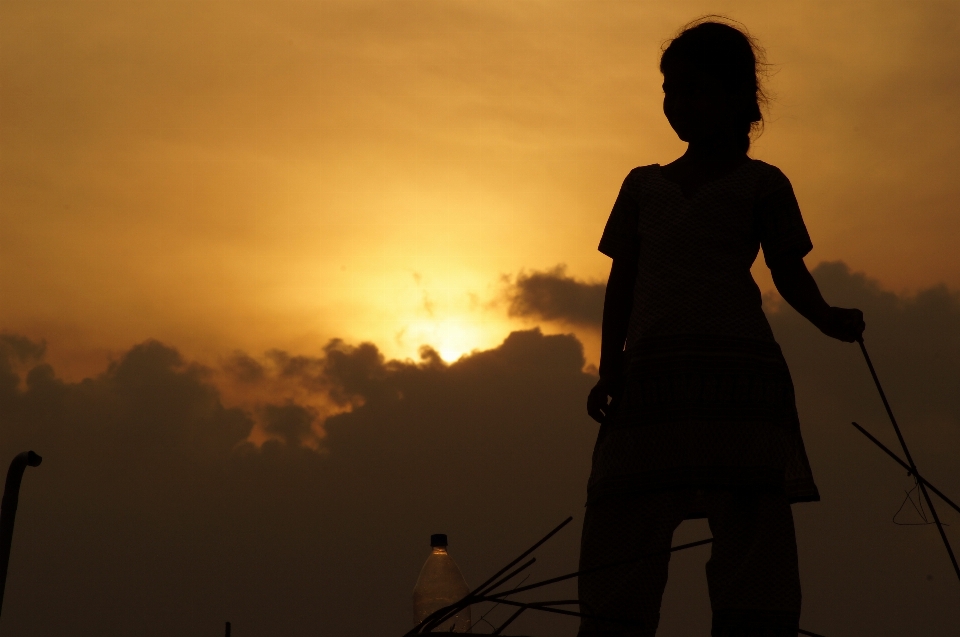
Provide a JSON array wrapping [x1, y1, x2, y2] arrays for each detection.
[[431, 546, 448, 555]]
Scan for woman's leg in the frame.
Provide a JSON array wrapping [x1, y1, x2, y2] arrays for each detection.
[[577, 492, 688, 637], [704, 491, 801, 637]]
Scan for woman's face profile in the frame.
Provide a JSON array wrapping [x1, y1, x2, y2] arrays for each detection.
[[662, 67, 740, 144]]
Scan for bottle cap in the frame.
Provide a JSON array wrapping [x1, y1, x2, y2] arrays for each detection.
[[430, 533, 448, 547]]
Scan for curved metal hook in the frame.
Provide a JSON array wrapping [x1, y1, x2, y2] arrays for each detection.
[[0, 450, 43, 618]]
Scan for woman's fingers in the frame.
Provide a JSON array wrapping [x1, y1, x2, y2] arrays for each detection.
[[586, 384, 610, 424], [842, 308, 865, 341], [587, 398, 605, 423], [828, 307, 865, 342]]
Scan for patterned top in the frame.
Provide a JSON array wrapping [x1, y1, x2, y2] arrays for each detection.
[[599, 160, 813, 348], [588, 159, 820, 506]]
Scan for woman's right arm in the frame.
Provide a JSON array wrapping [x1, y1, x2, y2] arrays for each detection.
[[587, 257, 638, 423], [769, 255, 865, 342]]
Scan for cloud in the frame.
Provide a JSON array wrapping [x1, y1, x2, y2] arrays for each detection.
[[0, 328, 597, 637], [0, 333, 46, 365], [2, 263, 960, 636], [0, 334, 47, 391], [260, 402, 318, 447], [504, 265, 605, 328]]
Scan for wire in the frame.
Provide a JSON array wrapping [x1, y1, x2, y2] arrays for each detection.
[[893, 479, 932, 526], [471, 574, 530, 633]]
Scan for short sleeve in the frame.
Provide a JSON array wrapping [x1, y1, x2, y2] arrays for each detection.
[[755, 167, 813, 267], [598, 169, 643, 261]]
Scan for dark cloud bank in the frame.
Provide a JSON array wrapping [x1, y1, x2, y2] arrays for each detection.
[[2, 263, 960, 636], [506, 265, 605, 328]]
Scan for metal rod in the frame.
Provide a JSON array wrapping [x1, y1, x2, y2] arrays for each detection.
[[857, 338, 960, 586], [471, 517, 572, 595], [471, 575, 531, 633], [487, 537, 714, 599], [478, 557, 536, 597], [0, 450, 42, 618], [851, 422, 960, 516], [490, 607, 525, 636], [857, 339, 915, 468]]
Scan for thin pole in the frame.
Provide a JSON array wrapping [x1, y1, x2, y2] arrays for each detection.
[[225, 621, 231, 637], [0, 450, 42, 618], [490, 607, 525, 636], [851, 421, 960, 516], [857, 338, 960, 585], [477, 558, 536, 597], [470, 517, 571, 595]]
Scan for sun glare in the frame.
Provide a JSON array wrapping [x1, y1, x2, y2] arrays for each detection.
[[398, 316, 503, 363]]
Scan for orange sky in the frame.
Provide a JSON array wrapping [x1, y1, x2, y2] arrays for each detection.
[[3, 0, 960, 377], [3, 5, 960, 634]]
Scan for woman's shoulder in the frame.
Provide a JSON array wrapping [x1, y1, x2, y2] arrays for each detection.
[[746, 159, 792, 185], [618, 164, 660, 193], [624, 164, 660, 180]]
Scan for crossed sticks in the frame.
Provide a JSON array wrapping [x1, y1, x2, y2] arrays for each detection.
[[853, 338, 960, 587], [403, 516, 711, 635], [402, 517, 828, 635]]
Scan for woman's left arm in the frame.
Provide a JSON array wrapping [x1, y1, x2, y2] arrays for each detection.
[[769, 255, 866, 342]]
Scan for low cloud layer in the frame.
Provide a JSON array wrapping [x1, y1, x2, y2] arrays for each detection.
[[1, 262, 959, 636], [0, 329, 596, 636], [505, 265, 605, 328]]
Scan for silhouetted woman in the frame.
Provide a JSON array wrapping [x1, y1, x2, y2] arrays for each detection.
[[581, 18, 865, 637]]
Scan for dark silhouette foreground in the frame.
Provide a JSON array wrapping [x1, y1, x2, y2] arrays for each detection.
[[581, 18, 863, 637]]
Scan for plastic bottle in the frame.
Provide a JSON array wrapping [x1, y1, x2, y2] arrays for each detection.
[[412, 533, 472, 632]]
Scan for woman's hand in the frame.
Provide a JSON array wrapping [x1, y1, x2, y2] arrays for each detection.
[[769, 257, 866, 343], [816, 306, 866, 342], [587, 377, 620, 424]]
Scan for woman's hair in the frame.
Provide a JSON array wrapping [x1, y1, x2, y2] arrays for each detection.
[[660, 17, 768, 151]]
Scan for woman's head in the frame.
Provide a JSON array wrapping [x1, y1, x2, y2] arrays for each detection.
[[660, 19, 766, 152]]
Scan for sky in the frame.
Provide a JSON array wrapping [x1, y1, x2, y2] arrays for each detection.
[[2, 1, 960, 635], [4, 0, 960, 373]]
